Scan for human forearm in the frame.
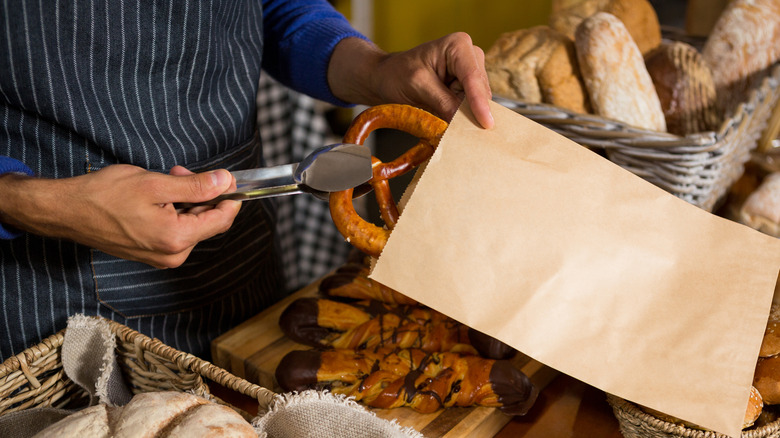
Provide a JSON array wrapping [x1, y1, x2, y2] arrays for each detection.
[[327, 37, 388, 106], [0, 172, 75, 239], [0, 165, 241, 268]]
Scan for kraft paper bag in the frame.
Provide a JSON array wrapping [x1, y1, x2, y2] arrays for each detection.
[[370, 101, 780, 437]]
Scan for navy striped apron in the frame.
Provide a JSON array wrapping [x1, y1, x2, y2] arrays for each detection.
[[0, 1, 286, 360]]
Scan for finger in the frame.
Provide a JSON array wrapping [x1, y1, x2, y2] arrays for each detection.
[[169, 165, 194, 176], [161, 169, 234, 203], [175, 199, 241, 243], [445, 35, 494, 129]]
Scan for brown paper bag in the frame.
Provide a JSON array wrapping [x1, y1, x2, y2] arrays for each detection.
[[370, 101, 780, 437]]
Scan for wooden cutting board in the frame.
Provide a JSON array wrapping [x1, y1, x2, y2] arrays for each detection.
[[211, 273, 558, 437]]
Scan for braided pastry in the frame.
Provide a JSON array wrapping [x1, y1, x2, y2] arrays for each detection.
[[319, 265, 417, 305], [275, 348, 538, 415], [280, 297, 516, 360]]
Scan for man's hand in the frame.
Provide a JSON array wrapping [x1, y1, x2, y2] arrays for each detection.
[[328, 32, 494, 129], [0, 164, 240, 268]]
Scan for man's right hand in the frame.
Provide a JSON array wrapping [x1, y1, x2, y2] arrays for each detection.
[[0, 164, 240, 268]]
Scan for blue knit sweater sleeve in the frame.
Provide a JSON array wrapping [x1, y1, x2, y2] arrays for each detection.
[[261, 0, 369, 106], [0, 156, 34, 239]]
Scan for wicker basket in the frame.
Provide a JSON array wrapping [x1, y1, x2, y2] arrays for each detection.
[[0, 317, 275, 419], [495, 63, 780, 212], [607, 395, 780, 438]]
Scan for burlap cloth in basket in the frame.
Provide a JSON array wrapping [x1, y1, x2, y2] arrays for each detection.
[[0, 315, 423, 438]]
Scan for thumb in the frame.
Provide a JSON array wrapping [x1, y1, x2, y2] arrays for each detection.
[[166, 169, 234, 203]]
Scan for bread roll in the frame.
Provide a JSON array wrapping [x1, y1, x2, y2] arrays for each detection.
[[549, 0, 661, 55], [640, 386, 763, 430], [754, 355, 780, 404], [740, 172, 780, 238], [644, 41, 719, 135], [702, 0, 780, 110], [760, 303, 780, 358], [575, 12, 666, 131], [31, 391, 256, 438], [744, 385, 765, 428], [486, 26, 590, 113]]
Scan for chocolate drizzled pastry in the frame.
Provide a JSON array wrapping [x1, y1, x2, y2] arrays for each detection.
[[279, 297, 516, 359], [275, 348, 538, 415], [319, 267, 417, 305]]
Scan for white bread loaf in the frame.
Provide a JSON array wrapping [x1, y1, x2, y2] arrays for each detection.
[[31, 404, 111, 438], [486, 26, 590, 113], [31, 391, 256, 438], [575, 12, 666, 131], [702, 0, 780, 110]]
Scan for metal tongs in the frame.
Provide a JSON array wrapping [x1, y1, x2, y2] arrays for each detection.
[[175, 143, 372, 209]]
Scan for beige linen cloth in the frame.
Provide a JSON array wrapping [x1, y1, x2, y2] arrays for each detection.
[[371, 101, 780, 438], [0, 315, 422, 438]]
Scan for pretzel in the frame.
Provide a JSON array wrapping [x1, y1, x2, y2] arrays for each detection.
[[329, 104, 448, 257]]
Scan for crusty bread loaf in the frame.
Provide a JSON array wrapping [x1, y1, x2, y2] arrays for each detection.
[[31, 391, 256, 438], [486, 26, 590, 113], [549, 0, 661, 55], [702, 0, 780, 111], [165, 403, 259, 438], [114, 391, 208, 438], [551, 0, 590, 13], [32, 404, 111, 438], [575, 12, 666, 131], [644, 41, 719, 135], [740, 172, 780, 237]]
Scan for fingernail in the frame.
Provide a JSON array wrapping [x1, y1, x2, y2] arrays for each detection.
[[210, 170, 229, 187]]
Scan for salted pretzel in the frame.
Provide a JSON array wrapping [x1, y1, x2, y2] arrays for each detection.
[[329, 104, 448, 257]]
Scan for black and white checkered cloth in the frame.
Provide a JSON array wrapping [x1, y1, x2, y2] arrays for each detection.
[[256, 73, 353, 292]]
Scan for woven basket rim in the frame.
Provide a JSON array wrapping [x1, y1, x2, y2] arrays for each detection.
[[0, 316, 276, 416], [493, 62, 780, 149], [607, 394, 780, 438]]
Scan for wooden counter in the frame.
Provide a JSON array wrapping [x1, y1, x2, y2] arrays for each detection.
[[211, 275, 570, 437], [208, 371, 623, 437]]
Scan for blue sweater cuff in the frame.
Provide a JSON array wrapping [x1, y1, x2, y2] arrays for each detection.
[[261, 1, 370, 106], [287, 22, 369, 106], [0, 156, 34, 239]]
